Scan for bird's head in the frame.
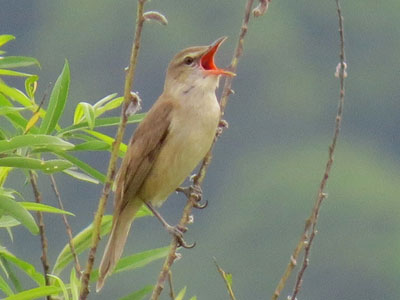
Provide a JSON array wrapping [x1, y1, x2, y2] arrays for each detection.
[[164, 37, 235, 95]]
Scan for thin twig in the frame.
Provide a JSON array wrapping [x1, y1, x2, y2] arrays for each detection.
[[214, 258, 237, 300], [29, 171, 52, 300], [150, 1, 261, 299], [49, 174, 81, 276], [167, 271, 175, 299], [79, 1, 147, 298], [273, 1, 347, 299]]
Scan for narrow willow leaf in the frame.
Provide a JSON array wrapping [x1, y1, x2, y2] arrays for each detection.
[[0, 135, 74, 153], [85, 129, 126, 155], [52, 215, 113, 275], [0, 216, 20, 228], [94, 96, 124, 117], [57, 113, 145, 136], [0, 274, 14, 296], [25, 75, 39, 99], [0, 56, 40, 69], [39, 60, 70, 134], [0, 69, 32, 77], [47, 275, 69, 300], [69, 269, 80, 300], [0, 157, 73, 173], [0, 106, 31, 115], [72, 140, 110, 151], [119, 285, 153, 300], [0, 35, 15, 48], [0, 94, 37, 133], [90, 246, 169, 281], [20, 202, 74, 216], [62, 169, 99, 184], [74, 102, 95, 129], [24, 112, 41, 134], [189, 296, 198, 300], [0, 196, 38, 234], [0, 81, 32, 107], [92, 93, 118, 109], [4, 285, 62, 300], [0, 248, 45, 286], [54, 151, 106, 183], [175, 286, 187, 300]]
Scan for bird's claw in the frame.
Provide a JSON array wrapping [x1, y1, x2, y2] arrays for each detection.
[[166, 224, 196, 249], [177, 185, 207, 209]]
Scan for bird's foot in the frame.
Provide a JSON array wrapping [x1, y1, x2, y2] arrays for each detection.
[[176, 185, 207, 209], [216, 119, 229, 137], [165, 224, 196, 249]]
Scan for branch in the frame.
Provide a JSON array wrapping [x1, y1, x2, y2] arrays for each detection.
[[79, 1, 146, 298], [150, 0, 270, 298], [29, 171, 52, 300], [50, 174, 81, 276], [272, 1, 347, 299]]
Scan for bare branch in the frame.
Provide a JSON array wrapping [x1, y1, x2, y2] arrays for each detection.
[[150, 0, 267, 298], [49, 174, 81, 276], [79, 1, 147, 298], [273, 1, 347, 299], [29, 171, 52, 300]]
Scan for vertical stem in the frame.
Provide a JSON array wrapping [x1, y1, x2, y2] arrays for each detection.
[[79, 1, 147, 298], [29, 171, 52, 300]]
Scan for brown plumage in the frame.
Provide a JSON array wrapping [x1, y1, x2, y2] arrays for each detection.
[[96, 37, 234, 292]]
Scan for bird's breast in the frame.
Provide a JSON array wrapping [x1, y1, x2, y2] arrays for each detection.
[[139, 92, 220, 206]]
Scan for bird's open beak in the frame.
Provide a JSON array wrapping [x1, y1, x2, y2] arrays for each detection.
[[200, 37, 236, 77]]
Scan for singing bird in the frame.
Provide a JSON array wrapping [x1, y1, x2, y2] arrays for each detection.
[[96, 37, 234, 291]]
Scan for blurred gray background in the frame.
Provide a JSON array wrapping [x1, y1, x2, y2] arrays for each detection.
[[1, 0, 400, 299]]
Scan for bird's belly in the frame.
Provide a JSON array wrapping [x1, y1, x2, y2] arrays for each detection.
[[138, 113, 219, 206]]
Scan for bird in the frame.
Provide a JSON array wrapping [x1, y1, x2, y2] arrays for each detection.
[[96, 37, 235, 292]]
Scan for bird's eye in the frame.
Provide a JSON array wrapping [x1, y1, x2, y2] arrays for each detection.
[[183, 56, 194, 65]]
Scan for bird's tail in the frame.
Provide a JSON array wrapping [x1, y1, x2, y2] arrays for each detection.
[[96, 199, 143, 292]]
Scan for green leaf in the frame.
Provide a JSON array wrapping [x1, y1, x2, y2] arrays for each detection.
[[85, 130, 126, 155], [0, 274, 14, 296], [119, 285, 153, 300], [0, 81, 32, 107], [73, 102, 96, 129], [0, 216, 20, 228], [39, 60, 70, 134], [95, 96, 124, 117], [90, 246, 169, 281], [0, 69, 33, 77], [4, 285, 63, 300], [0, 157, 73, 173], [57, 114, 145, 136], [25, 75, 39, 99], [0, 35, 15, 48], [189, 297, 197, 300], [175, 286, 187, 300], [20, 202, 75, 216], [0, 56, 40, 69], [52, 215, 113, 275], [47, 275, 69, 300], [72, 140, 110, 151], [0, 195, 38, 235], [93, 93, 118, 109], [54, 151, 106, 183], [69, 269, 80, 300], [0, 248, 45, 286], [0, 106, 31, 115], [62, 169, 99, 184], [0, 135, 74, 153]]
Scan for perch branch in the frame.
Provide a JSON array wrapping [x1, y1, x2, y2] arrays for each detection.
[[50, 174, 81, 276], [272, 1, 347, 299], [79, 1, 146, 298], [150, 0, 269, 298], [29, 171, 52, 300]]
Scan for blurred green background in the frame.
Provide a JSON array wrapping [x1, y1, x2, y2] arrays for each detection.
[[1, 0, 400, 299]]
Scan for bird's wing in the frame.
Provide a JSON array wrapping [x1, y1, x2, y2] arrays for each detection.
[[114, 99, 174, 213]]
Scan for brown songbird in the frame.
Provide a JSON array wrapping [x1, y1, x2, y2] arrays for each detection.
[[96, 37, 234, 291]]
